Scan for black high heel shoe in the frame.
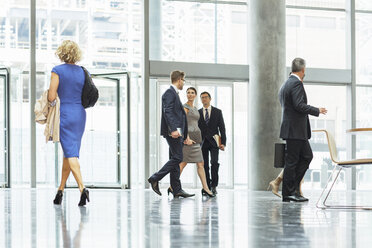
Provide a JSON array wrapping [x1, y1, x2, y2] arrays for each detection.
[[167, 187, 173, 195], [53, 190, 63, 205], [201, 189, 215, 198], [78, 188, 90, 207]]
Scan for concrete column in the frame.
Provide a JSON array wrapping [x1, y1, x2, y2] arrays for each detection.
[[248, 0, 286, 190]]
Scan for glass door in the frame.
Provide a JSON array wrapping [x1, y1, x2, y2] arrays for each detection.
[[196, 82, 234, 188], [0, 68, 10, 188], [62, 72, 128, 188]]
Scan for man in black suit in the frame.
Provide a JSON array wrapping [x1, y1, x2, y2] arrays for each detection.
[[279, 58, 327, 202], [148, 71, 194, 198], [198, 92, 226, 195]]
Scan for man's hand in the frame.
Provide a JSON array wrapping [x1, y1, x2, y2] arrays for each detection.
[[219, 144, 225, 151], [319, 107, 327, 115], [184, 138, 196, 146], [171, 130, 181, 138]]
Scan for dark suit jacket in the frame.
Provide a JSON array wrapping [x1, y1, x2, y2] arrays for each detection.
[[279, 75, 319, 140], [198, 106, 226, 147], [160, 86, 188, 140]]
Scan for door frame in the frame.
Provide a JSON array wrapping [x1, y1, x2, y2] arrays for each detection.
[[155, 78, 235, 189], [61, 71, 131, 189], [0, 68, 10, 188]]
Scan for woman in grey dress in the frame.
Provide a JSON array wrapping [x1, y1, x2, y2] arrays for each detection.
[[168, 87, 215, 197]]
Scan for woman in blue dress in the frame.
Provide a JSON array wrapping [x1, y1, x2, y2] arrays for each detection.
[[50, 40, 89, 206]]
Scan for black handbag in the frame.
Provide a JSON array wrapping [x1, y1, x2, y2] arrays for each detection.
[[81, 66, 99, 108], [274, 143, 286, 168]]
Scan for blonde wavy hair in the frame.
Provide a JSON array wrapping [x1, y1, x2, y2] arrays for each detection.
[[55, 40, 82, 64]]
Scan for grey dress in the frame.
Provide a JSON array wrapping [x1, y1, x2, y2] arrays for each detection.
[[182, 103, 203, 163]]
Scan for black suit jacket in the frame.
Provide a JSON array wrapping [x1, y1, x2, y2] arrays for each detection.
[[198, 106, 226, 147], [160, 86, 188, 140], [279, 75, 319, 140]]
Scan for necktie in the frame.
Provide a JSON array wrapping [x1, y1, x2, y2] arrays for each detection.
[[205, 109, 210, 124]]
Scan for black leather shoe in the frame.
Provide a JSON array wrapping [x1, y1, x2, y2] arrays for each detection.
[[174, 190, 195, 199], [53, 190, 63, 205], [211, 187, 217, 195], [296, 195, 309, 202], [283, 195, 307, 202], [202, 189, 216, 198], [78, 188, 90, 207], [167, 187, 173, 196], [148, 178, 161, 196], [295, 190, 309, 202]]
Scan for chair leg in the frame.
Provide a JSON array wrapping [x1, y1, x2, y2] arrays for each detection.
[[322, 167, 343, 208], [316, 166, 339, 209], [317, 165, 372, 210]]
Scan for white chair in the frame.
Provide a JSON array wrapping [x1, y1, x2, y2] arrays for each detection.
[[313, 129, 372, 210]]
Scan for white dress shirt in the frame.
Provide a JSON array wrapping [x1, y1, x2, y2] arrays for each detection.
[[171, 84, 179, 94], [290, 73, 302, 82], [203, 105, 212, 120]]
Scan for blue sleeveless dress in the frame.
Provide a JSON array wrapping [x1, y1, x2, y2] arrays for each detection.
[[52, 64, 86, 158]]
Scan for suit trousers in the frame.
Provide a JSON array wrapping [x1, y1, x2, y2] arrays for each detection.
[[282, 139, 313, 197], [202, 139, 220, 188], [150, 136, 183, 194]]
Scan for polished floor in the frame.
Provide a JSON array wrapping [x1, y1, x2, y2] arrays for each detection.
[[2, 188, 372, 248]]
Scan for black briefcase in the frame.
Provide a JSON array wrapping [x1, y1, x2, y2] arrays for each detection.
[[274, 143, 286, 168]]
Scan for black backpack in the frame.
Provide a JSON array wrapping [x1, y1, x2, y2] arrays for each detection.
[[81, 66, 99, 108]]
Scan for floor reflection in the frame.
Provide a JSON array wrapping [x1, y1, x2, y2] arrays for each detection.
[[4, 189, 372, 247], [54, 206, 89, 248], [278, 203, 309, 247]]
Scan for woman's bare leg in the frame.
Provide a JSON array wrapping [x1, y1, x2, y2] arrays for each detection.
[[180, 162, 187, 174], [58, 158, 71, 191], [67, 157, 85, 193], [196, 162, 213, 195]]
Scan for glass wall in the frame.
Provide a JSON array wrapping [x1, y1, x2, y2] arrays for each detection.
[[149, 0, 248, 64], [287, 0, 346, 8], [356, 13, 372, 84], [0, 0, 144, 187], [286, 8, 347, 69], [357, 0, 372, 10], [0, 1, 30, 186], [36, 0, 141, 187], [304, 84, 347, 190], [2, 0, 372, 189], [36, 0, 142, 72], [356, 2, 372, 188], [356, 86, 372, 189]]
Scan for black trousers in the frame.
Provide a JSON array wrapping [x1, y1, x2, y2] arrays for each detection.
[[282, 139, 313, 198], [150, 136, 182, 194], [202, 139, 220, 188]]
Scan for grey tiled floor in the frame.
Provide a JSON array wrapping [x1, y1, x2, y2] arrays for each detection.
[[1, 188, 372, 247]]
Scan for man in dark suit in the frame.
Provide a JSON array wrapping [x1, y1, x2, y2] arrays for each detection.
[[148, 70, 194, 198], [198, 92, 226, 195], [279, 58, 327, 202]]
